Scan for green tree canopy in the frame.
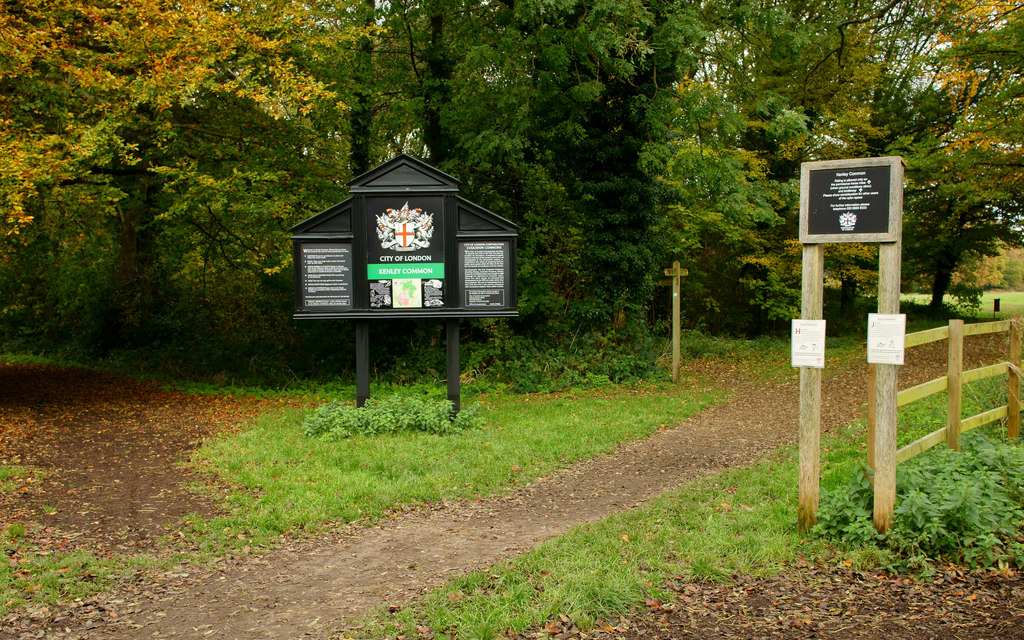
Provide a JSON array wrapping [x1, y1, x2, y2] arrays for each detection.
[[2, 0, 1023, 381], [0, 0, 357, 367]]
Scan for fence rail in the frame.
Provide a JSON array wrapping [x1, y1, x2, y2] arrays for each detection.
[[903, 325, 949, 348], [965, 320, 1012, 337], [869, 317, 1021, 468]]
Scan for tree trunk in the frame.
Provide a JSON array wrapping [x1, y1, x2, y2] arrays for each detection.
[[929, 248, 959, 310], [349, 0, 376, 175], [840, 276, 858, 314], [929, 207, 967, 311], [422, 12, 453, 164], [112, 175, 156, 335]]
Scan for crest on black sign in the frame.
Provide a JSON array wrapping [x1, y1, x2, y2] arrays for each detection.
[[376, 202, 434, 251]]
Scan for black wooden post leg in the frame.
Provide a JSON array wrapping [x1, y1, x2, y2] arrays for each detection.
[[356, 320, 369, 407], [446, 318, 460, 415]]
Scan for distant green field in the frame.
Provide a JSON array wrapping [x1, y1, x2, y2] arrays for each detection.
[[902, 290, 1024, 319]]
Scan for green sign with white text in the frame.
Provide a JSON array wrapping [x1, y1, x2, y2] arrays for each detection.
[[367, 262, 445, 279]]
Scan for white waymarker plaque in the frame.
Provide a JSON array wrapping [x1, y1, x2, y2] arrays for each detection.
[[792, 319, 827, 368], [867, 313, 906, 365]]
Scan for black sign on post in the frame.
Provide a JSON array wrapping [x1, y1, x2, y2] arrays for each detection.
[[795, 155, 905, 534], [290, 154, 519, 410], [799, 156, 903, 244]]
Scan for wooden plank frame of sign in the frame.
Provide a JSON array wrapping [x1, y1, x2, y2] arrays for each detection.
[[796, 156, 904, 534]]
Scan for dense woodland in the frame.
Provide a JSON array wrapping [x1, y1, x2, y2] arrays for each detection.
[[1, 0, 1022, 384]]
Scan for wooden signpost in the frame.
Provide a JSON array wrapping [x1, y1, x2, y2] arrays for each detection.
[[797, 156, 904, 533], [660, 260, 688, 383]]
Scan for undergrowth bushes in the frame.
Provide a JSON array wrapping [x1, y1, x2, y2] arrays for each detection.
[[815, 432, 1024, 571], [302, 394, 483, 439], [462, 329, 664, 394]]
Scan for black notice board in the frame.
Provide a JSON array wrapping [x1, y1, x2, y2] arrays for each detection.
[[799, 157, 903, 244], [807, 166, 890, 235], [297, 243, 353, 312], [460, 240, 511, 308], [290, 153, 518, 319]]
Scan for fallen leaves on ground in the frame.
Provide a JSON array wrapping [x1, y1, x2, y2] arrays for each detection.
[[511, 561, 1023, 640]]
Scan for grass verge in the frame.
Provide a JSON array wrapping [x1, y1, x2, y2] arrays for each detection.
[[185, 382, 721, 551]]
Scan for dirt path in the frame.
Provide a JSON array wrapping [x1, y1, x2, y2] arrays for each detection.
[[0, 334, 1012, 639], [557, 562, 1024, 640]]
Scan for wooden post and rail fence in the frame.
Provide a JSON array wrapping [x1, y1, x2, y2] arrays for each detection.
[[866, 317, 1022, 475]]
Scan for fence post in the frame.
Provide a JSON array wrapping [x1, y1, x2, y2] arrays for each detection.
[[947, 319, 964, 451], [1010, 317, 1021, 441], [872, 242, 901, 534], [866, 363, 876, 474]]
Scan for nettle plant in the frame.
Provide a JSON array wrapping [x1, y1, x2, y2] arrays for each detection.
[[302, 394, 483, 440], [815, 432, 1024, 571]]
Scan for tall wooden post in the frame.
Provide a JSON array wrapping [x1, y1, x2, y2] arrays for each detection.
[[872, 242, 901, 533], [798, 243, 824, 532], [1010, 317, 1021, 440], [866, 363, 877, 473], [663, 261, 687, 383], [947, 319, 964, 451], [798, 155, 903, 535]]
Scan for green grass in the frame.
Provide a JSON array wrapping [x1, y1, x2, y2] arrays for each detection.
[[975, 290, 1024, 318], [186, 382, 721, 550], [0, 466, 34, 492], [0, 541, 160, 614], [903, 290, 1024, 320], [896, 375, 1013, 449]]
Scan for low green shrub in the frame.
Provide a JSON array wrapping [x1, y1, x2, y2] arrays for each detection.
[[815, 432, 1024, 570], [460, 326, 666, 394], [302, 395, 483, 439]]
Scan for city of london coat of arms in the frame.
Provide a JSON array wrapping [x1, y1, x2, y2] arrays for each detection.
[[376, 202, 434, 252]]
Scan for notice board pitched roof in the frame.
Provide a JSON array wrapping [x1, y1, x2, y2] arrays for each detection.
[[456, 197, 518, 234], [348, 153, 461, 193], [289, 198, 353, 236]]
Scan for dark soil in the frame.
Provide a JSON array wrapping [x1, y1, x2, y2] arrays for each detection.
[[0, 333, 1020, 640], [0, 363, 294, 553]]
